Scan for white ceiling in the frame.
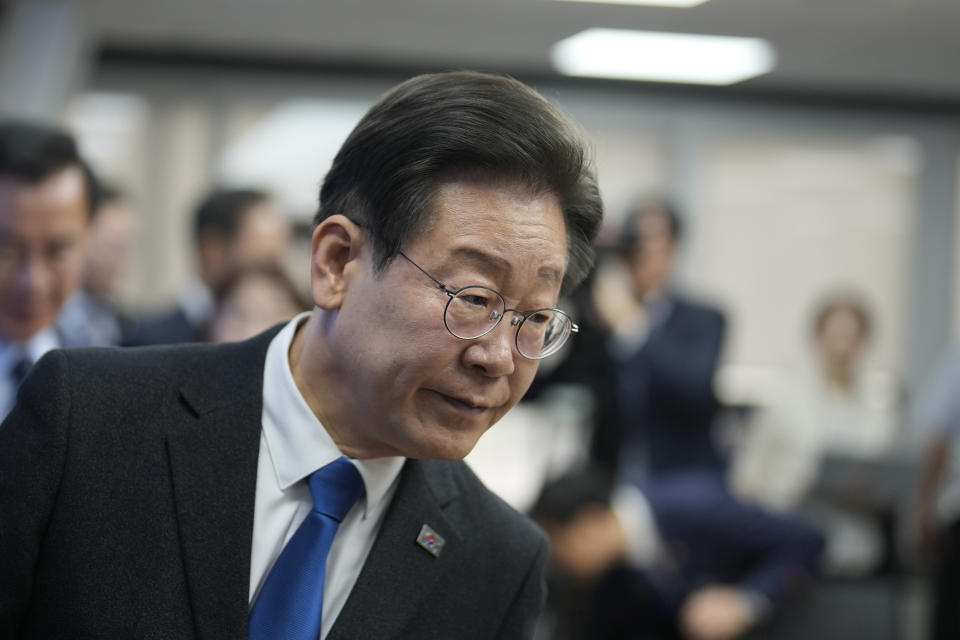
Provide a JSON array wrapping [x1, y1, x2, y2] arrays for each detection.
[[81, 0, 960, 103]]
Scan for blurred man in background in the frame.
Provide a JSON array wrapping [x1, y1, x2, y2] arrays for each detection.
[[57, 185, 138, 347], [124, 187, 291, 345], [0, 121, 99, 418], [591, 200, 727, 482]]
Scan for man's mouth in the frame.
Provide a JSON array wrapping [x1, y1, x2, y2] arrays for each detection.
[[437, 392, 488, 414]]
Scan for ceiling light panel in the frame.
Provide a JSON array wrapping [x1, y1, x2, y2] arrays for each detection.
[[551, 0, 710, 7], [551, 28, 776, 85]]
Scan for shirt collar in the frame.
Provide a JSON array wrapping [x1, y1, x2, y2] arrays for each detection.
[[261, 312, 405, 517], [0, 327, 60, 372]]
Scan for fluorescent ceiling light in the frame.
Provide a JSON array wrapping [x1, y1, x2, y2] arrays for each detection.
[[551, 0, 710, 6], [551, 28, 776, 85]]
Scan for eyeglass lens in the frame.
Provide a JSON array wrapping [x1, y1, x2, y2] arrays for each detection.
[[444, 286, 571, 358]]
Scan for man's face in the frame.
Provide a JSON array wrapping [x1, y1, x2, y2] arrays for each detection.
[[317, 180, 568, 460], [629, 209, 675, 298], [200, 200, 292, 291], [0, 167, 88, 342]]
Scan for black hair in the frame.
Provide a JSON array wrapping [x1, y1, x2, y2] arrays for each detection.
[[317, 71, 603, 294], [193, 188, 269, 243], [0, 120, 102, 218], [529, 466, 614, 525], [618, 199, 683, 254]]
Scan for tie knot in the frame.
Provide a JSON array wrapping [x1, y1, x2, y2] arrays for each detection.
[[307, 458, 365, 522], [9, 355, 33, 389]]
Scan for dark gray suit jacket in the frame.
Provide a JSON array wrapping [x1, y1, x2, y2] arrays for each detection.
[[0, 329, 548, 639]]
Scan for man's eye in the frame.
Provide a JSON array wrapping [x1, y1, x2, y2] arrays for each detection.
[[463, 294, 490, 308], [45, 242, 71, 262]]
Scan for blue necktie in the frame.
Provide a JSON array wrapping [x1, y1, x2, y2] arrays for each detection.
[[249, 458, 365, 640]]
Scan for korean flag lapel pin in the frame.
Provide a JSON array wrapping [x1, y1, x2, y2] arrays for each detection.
[[416, 524, 445, 558]]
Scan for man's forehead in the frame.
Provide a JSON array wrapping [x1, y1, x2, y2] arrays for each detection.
[[0, 169, 89, 231], [447, 246, 563, 287], [0, 166, 86, 201]]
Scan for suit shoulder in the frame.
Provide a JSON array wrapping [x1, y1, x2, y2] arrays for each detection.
[[26, 339, 265, 413], [46, 341, 224, 387], [423, 459, 547, 553]]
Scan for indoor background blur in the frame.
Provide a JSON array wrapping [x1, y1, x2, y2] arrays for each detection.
[[2, 0, 959, 638]]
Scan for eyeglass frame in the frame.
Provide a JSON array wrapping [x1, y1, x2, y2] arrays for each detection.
[[396, 250, 578, 360]]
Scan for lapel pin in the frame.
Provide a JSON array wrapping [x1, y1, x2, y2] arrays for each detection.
[[416, 523, 445, 558]]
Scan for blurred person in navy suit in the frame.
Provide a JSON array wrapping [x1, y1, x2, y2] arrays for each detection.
[[0, 121, 100, 418], [588, 200, 727, 483], [124, 187, 291, 345], [56, 185, 138, 347]]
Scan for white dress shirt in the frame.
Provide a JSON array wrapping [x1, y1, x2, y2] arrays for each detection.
[[249, 313, 406, 639], [0, 328, 59, 419]]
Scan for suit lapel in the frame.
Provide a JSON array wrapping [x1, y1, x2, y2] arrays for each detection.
[[164, 332, 275, 640], [328, 459, 462, 639]]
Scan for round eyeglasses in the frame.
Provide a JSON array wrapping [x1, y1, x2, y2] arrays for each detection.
[[398, 251, 577, 360]]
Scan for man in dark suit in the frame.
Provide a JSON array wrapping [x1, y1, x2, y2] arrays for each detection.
[[0, 122, 101, 419], [0, 71, 603, 639], [589, 201, 727, 482], [123, 188, 291, 345]]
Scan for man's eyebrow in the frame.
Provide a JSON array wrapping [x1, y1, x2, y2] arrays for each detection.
[[450, 247, 562, 285]]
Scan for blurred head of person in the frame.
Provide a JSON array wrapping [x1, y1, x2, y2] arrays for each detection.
[[193, 188, 291, 292], [210, 263, 310, 343], [811, 292, 872, 387], [83, 186, 137, 301], [0, 121, 100, 342], [530, 466, 624, 583], [618, 199, 682, 300]]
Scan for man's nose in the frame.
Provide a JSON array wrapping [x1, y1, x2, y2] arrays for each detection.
[[462, 317, 517, 377], [10, 252, 53, 295]]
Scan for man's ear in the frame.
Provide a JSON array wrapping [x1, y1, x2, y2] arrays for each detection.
[[310, 215, 366, 309]]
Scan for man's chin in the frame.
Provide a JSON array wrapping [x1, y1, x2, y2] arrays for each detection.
[[0, 317, 49, 343], [405, 427, 488, 461]]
